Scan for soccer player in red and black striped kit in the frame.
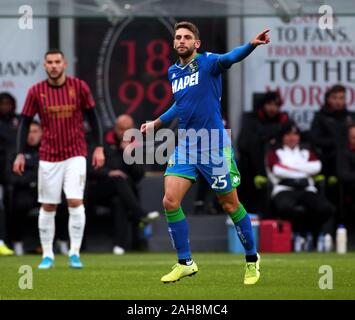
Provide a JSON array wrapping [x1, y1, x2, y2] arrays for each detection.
[[13, 49, 105, 269]]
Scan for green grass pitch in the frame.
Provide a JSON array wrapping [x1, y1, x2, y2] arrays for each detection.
[[0, 253, 354, 300]]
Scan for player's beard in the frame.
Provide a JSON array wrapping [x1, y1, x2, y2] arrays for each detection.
[[47, 69, 64, 81], [175, 46, 195, 59]]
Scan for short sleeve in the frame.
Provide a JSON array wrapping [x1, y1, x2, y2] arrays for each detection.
[[22, 87, 38, 117], [80, 80, 95, 110]]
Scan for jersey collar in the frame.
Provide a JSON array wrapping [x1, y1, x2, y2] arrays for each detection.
[[46, 76, 67, 88], [175, 53, 201, 70]]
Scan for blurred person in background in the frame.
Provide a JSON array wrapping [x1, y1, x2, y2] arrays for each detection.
[[5, 121, 41, 255], [311, 84, 355, 184], [337, 124, 355, 226], [0, 92, 19, 256], [87, 114, 159, 255], [238, 91, 288, 213], [310, 85, 355, 224], [267, 121, 336, 251]]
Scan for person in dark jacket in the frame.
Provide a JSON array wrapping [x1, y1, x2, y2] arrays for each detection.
[[337, 124, 355, 224], [310, 85, 355, 216], [0, 92, 19, 255], [4, 121, 40, 255], [237, 91, 288, 212], [87, 114, 159, 254], [311, 85, 355, 179], [0, 92, 20, 170]]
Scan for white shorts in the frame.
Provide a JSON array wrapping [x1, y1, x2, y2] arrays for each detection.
[[38, 156, 87, 204]]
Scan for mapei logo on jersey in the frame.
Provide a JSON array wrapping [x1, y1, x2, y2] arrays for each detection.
[[172, 71, 199, 94]]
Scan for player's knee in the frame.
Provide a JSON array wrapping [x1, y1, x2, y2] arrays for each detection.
[[221, 202, 236, 214], [163, 195, 180, 211], [42, 204, 57, 212], [220, 199, 240, 214], [67, 199, 83, 208]]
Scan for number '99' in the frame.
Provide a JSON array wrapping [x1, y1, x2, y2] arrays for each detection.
[[118, 40, 173, 116]]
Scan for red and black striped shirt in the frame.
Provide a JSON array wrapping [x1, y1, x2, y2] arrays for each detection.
[[22, 76, 95, 162]]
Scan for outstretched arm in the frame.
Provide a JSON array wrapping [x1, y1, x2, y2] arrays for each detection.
[[218, 29, 270, 69]]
